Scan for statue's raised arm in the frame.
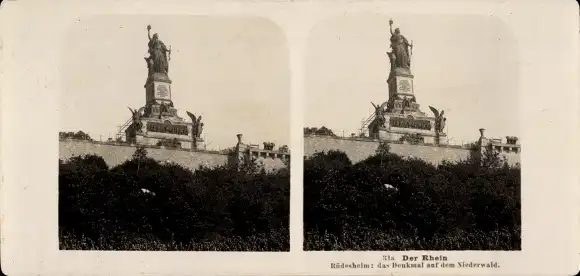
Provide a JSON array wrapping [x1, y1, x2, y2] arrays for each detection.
[[389, 19, 394, 35], [147, 25, 152, 41]]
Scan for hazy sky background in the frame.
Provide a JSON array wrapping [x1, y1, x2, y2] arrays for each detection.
[[305, 14, 520, 145], [60, 15, 289, 150]]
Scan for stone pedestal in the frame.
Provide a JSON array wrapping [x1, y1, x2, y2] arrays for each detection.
[[384, 68, 425, 115], [122, 71, 208, 149], [191, 137, 205, 150], [435, 134, 448, 145], [145, 73, 172, 105], [387, 67, 415, 99], [367, 67, 448, 145]]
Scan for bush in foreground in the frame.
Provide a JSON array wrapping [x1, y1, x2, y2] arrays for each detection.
[[303, 148, 520, 251], [59, 148, 289, 251]]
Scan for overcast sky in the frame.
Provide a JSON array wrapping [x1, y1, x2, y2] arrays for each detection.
[[304, 13, 520, 145], [60, 14, 520, 149], [60, 15, 290, 150]]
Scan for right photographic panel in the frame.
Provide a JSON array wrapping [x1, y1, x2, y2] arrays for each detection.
[[303, 14, 521, 251]]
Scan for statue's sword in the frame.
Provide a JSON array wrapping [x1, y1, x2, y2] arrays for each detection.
[[168, 45, 172, 61]]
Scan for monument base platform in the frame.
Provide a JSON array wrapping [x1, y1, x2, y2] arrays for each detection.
[[378, 127, 447, 145], [370, 112, 448, 145], [125, 115, 205, 151], [192, 138, 205, 150], [132, 133, 205, 150]]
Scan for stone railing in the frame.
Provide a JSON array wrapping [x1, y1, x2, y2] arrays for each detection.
[[247, 149, 291, 160], [59, 137, 227, 155], [303, 134, 467, 149], [245, 145, 291, 159]]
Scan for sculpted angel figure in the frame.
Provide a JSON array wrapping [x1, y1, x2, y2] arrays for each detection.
[[128, 107, 144, 132], [186, 111, 204, 138], [428, 106, 446, 133], [371, 102, 386, 127], [196, 119, 204, 137], [186, 111, 197, 137]]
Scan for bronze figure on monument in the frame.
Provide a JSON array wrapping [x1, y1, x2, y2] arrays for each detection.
[[387, 51, 397, 71], [145, 25, 172, 76], [385, 95, 398, 112], [196, 119, 204, 138], [401, 97, 411, 114], [389, 19, 413, 69], [428, 106, 446, 133], [158, 102, 170, 119], [128, 107, 144, 132], [186, 111, 204, 138], [371, 102, 386, 127]]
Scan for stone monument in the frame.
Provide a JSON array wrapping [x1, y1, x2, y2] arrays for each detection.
[[125, 25, 205, 150], [186, 111, 205, 150], [367, 19, 448, 145]]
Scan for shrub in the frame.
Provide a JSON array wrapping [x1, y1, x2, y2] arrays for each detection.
[[59, 148, 289, 251], [156, 138, 182, 148], [303, 149, 520, 251], [304, 126, 337, 137], [263, 142, 275, 151], [59, 131, 93, 141]]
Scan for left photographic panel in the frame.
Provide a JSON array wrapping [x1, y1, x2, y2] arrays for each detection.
[[58, 15, 291, 251]]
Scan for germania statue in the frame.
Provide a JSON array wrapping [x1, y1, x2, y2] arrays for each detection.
[[145, 25, 172, 76], [388, 19, 413, 69]]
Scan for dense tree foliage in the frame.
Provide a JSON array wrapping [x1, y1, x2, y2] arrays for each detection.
[[59, 131, 93, 141], [59, 147, 289, 251], [303, 146, 520, 250], [263, 142, 275, 150], [304, 126, 337, 137]]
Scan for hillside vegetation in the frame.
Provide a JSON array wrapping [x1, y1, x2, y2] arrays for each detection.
[[59, 147, 290, 251], [304, 143, 521, 250]]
